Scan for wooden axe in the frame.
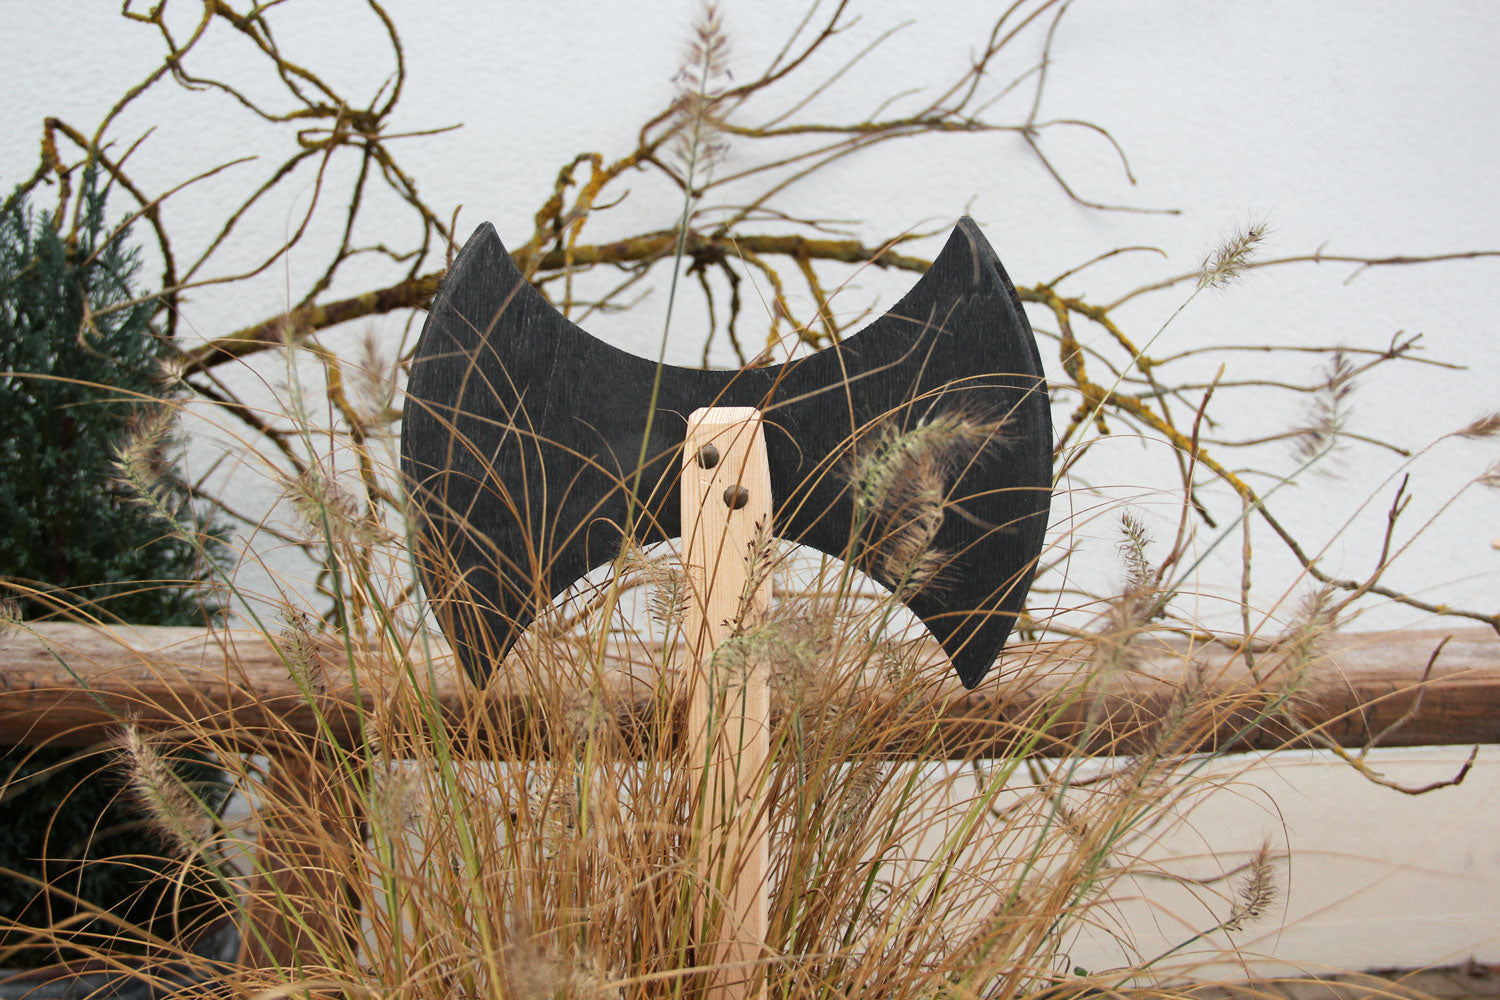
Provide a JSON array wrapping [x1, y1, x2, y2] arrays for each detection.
[[401, 218, 1051, 689]]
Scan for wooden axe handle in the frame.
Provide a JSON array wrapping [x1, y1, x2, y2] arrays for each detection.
[[681, 407, 772, 1000]]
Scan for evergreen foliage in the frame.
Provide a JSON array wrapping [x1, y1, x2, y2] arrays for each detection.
[[0, 174, 230, 966], [0, 173, 223, 624]]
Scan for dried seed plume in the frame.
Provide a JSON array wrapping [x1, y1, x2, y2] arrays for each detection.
[[1223, 842, 1279, 932], [112, 407, 182, 519], [1198, 220, 1269, 290], [1266, 586, 1339, 701], [672, 2, 732, 179], [1454, 411, 1500, 439], [278, 605, 328, 696], [849, 413, 1005, 589], [284, 466, 392, 546], [1115, 508, 1162, 624], [117, 723, 213, 857], [1292, 348, 1356, 464]]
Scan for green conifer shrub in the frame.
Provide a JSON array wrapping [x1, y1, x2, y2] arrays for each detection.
[[0, 172, 230, 966]]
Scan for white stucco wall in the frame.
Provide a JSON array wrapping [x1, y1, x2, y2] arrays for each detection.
[[3, 0, 1496, 975]]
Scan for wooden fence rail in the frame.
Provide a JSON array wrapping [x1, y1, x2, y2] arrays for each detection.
[[3, 622, 1498, 755]]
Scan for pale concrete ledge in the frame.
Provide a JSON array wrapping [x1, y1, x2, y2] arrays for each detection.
[[1181, 964, 1500, 1000]]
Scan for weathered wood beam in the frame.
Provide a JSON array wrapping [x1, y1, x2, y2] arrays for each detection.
[[1, 623, 1496, 756]]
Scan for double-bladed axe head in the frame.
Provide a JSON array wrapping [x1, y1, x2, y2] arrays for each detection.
[[401, 217, 1051, 689]]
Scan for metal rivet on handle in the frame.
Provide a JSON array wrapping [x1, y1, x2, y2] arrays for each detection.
[[697, 443, 720, 469], [723, 485, 750, 510]]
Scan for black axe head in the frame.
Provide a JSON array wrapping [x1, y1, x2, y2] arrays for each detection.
[[401, 218, 1051, 689]]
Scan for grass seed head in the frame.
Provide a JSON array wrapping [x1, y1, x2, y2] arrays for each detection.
[[352, 327, 399, 419], [1268, 586, 1339, 700], [875, 459, 947, 591], [1198, 220, 1269, 289], [713, 615, 828, 711], [849, 413, 1005, 590], [1089, 514, 1170, 679], [733, 515, 778, 630], [1223, 842, 1280, 932], [112, 407, 182, 519], [851, 413, 1005, 516], [277, 605, 327, 695], [1292, 348, 1356, 465], [1455, 410, 1500, 439], [622, 541, 686, 629], [117, 723, 213, 857], [284, 466, 392, 546], [672, 1, 732, 178], [1115, 508, 1163, 625], [827, 757, 890, 839]]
